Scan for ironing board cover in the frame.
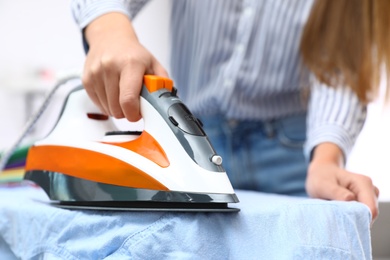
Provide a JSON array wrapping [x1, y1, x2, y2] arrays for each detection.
[[0, 184, 371, 259]]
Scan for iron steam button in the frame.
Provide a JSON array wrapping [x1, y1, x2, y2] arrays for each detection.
[[169, 116, 179, 126], [211, 155, 223, 166], [171, 87, 178, 96], [168, 103, 206, 136]]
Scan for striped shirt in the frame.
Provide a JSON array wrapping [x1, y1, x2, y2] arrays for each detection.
[[71, 0, 366, 159]]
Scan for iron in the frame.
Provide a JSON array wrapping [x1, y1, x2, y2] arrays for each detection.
[[24, 75, 239, 212]]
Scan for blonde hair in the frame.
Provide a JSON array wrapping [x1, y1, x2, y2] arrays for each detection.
[[300, 0, 390, 103]]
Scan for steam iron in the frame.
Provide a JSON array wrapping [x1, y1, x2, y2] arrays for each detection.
[[24, 75, 239, 212]]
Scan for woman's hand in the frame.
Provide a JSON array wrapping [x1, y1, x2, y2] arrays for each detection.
[[83, 12, 168, 122], [306, 143, 379, 222]]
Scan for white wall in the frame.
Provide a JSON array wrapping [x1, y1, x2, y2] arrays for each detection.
[[0, 0, 389, 201], [0, 0, 85, 149], [347, 90, 390, 201], [0, 0, 85, 74]]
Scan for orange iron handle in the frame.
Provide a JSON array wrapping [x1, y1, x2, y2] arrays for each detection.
[[143, 75, 173, 93]]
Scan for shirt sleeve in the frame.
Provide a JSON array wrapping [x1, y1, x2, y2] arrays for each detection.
[[70, 0, 150, 53], [70, 0, 150, 29], [304, 78, 367, 162]]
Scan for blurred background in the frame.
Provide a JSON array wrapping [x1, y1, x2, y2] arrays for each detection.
[[0, 1, 389, 257], [0, 0, 170, 148]]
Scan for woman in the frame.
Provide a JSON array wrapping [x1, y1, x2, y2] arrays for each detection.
[[71, 0, 384, 220]]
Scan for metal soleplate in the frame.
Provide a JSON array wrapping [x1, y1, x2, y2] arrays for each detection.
[[51, 201, 240, 212]]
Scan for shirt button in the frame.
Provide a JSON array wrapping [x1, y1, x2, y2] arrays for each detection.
[[235, 44, 245, 54], [243, 7, 254, 17], [224, 79, 234, 89]]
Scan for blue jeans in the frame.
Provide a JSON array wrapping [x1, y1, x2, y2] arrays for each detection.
[[199, 113, 308, 196]]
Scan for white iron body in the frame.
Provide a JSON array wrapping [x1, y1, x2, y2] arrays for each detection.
[[24, 76, 239, 211]]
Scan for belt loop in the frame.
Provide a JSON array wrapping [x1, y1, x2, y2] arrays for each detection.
[[228, 119, 239, 128], [264, 121, 275, 138]]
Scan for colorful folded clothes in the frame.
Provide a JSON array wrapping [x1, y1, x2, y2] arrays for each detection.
[[0, 145, 31, 185]]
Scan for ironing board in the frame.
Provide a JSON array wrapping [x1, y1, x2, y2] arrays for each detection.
[[0, 184, 372, 259]]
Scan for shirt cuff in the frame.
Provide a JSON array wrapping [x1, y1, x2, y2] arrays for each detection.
[[74, 0, 130, 30], [304, 123, 354, 163]]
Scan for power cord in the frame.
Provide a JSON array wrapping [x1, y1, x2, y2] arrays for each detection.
[[0, 75, 81, 173]]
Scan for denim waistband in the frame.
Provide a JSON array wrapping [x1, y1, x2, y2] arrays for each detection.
[[198, 113, 307, 138]]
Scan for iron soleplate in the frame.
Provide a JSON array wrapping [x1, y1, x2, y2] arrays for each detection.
[[25, 170, 240, 212], [51, 201, 240, 212]]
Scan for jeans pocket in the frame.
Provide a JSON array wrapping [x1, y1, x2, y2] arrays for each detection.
[[276, 114, 306, 149]]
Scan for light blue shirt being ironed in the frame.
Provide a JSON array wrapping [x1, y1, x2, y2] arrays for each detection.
[[70, 0, 367, 159]]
